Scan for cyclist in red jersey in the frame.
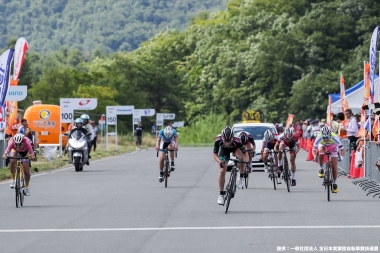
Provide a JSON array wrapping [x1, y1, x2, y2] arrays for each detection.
[[275, 128, 300, 186]]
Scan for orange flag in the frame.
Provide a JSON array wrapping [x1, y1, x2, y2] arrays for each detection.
[[339, 74, 349, 138], [357, 103, 366, 138], [326, 96, 333, 127], [372, 115, 379, 141], [285, 114, 294, 128], [364, 62, 370, 105]]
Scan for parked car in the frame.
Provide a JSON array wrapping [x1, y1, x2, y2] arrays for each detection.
[[228, 123, 277, 170]]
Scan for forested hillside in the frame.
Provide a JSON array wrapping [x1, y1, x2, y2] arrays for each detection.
[[0, 0, 228, 53], [3, 0, 380, 128]]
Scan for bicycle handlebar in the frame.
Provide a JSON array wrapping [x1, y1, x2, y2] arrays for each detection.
[[156, 149, 178, 158], [224, 157, 250, 164], [7, 156, 30, 160]]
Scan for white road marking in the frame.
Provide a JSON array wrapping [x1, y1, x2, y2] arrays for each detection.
[[0, 151, 139, 185], [0, 225, 380, 233]]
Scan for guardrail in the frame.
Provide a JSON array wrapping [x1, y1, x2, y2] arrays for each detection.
[[337, 139, 350, 175]]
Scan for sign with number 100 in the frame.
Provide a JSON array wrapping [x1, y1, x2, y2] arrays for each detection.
[[61, 113, 73, 121]]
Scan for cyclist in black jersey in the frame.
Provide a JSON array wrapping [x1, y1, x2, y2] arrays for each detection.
[[213, 126, 250, 205]]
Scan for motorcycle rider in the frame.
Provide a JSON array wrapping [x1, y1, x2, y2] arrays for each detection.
[[80, 114, 94, 160], [70, 118, 89, 165]]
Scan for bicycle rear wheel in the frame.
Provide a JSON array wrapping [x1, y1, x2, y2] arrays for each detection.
[[20, 173, 24, 207], [271, 166, 277, 190]]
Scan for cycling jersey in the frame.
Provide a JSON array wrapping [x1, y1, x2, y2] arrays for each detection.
[[213, 134, 246, 159], [312, 133, 343, 151], [5, 137, 34, 155], [158, 129, 178, 142], [83, 123, 95, 141], [277, 133, 300, 147]]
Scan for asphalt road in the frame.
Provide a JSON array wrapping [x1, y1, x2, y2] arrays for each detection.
[[0, 148, 379, 253]]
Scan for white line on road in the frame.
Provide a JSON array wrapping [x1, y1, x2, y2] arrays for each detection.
[[1, 225, 380, 233]]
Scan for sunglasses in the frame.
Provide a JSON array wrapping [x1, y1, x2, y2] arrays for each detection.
[[322, 135, 330, 139]]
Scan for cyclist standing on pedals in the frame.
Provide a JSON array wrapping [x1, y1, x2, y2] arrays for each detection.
[[2, 134, 36, 196], [275, 127, 300, 186], [238, 131, 256, 174], [213, 126, 250, 205], [312, 126, 345, 193], [155, 126, 179, 183], [261, 130, 281, 183]]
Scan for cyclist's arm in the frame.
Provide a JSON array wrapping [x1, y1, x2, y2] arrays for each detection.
[[25, 139, 35, 158], [156, 136, 161, 148], [213, 141, 223, 165], [261, 140, 267, 153], [4, 139, 15, 155]]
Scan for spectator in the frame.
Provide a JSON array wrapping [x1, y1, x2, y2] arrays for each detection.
[[11, 114, 21, 137], [320, 119, 326, 127], [90, 121, 98, 152], [152, 122, 156, 137], [335, 112, 345, 137], [311, 120, 321, 139], [134, 121, 144, 151], [0, 121, 5, 140], [354, 114, 360, 129], [344, 109, 358, 145], [302, 120, 308, 138]]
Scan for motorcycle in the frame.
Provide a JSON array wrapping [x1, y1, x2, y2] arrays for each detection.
[[64, 130, 91, 172]]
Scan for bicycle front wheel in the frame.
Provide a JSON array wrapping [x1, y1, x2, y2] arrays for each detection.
[[164, 164, 168, 188], [326, 163, 331, 201], [15, 172, 20, 208], [272, 167, 277, 190], [244, 167, 249, 189], [284, 157, 291, 192]]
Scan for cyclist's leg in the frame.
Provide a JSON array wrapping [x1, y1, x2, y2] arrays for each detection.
[[318, 145, 327, 166], [168, 140, 175, 161], [289, 143, 296, 174], [218, 148, 229, 192], [9, 152, 17, 181], [235, 148, 245, 175], [277, 143, 285, 168], [331, 157, 338, 181], [23, 161, 31, 187], [159, 141, 169, 174]]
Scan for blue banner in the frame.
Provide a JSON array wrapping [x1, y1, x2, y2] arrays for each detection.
[[0, 49, 14, 107], [369, 26, 379, 103]]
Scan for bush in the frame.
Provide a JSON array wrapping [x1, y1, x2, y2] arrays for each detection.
[[179, 113, 230, 144]]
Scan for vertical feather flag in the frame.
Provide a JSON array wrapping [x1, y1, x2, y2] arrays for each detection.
[[369, 27, 379, 104], [339, 74, 348, 138], [326, 96, 333, 127], [5, 38, 28, 136], [364, 62, 370, 105]]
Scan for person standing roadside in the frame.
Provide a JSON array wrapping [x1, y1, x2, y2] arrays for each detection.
[[134, 121, 144, 151], [90, 121, 98, 152], [11, 114, 21, 137], [344, 109, 358, 147], [152, 122, 156, 137]]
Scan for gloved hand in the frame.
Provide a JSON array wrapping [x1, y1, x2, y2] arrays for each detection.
[[313, 155, 318, 163], [219, 161, 225, 168], [29, 155, 37, 161], [2, 154, 7, 160], [338, 156, 343, 162], [155, 146, 159, 151]]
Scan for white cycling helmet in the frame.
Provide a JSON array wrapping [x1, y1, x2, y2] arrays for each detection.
[[284, 127, 294, 138], [13, 133, 24, 145], [164, 126, 174, 139], [321, 126, 331, 138], [263, 130, 274, 142]]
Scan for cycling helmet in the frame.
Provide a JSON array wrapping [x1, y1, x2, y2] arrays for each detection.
[[13, 133, 24, 146], [239, 132, 249, 144], [263, 130, 274, 142], [284, 127, 294, 138], [75, 118, 83, 127], [221, 126, 234, 142], [164, 126, 174, 139], [321, 125, 331, 138]]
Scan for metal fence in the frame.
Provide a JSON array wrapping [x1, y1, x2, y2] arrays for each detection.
[[337, 139, 350, 175], [364, 141, 380, 184], [0, 140, 7, 168]]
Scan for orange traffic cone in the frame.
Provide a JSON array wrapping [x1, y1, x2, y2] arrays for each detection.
[[306, 139, 314, 161]]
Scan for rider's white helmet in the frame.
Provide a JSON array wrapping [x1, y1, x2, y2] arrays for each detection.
[[321, 126, 332, 138], [13, 133, 24, 146], [164, 126, 174, 139], [284, 127, 294, 138], [263, 130, 274, 142]]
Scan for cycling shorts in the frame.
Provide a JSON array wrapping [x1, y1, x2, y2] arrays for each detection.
[[280, 141, 296, 151], [218, 146, 238, 160], [159, 139, 176, 152], [264, 142, 276, 151], [318, 144, 338, 158]]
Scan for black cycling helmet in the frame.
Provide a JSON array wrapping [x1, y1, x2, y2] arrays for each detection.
[[221, 126, 234, 142], [239, 132, 249, 144]]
